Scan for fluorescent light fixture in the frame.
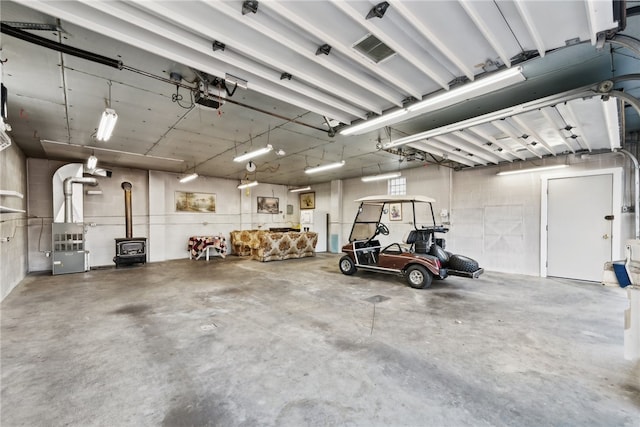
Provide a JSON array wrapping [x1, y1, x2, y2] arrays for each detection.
[[340, 109, 408, 136], [86, 190, 103, 195], [179, 173, 199, 183], [407, 67, 525, 113], [237, 180, 259, 189], [496, 164, 568, 176], [305, 160, 346, 174], [96, 108, 118, 141], [289, 186, 311, 193], [86, 155, 98, 170], [341, 67, 525, 136], [234, 145, 273, 162], [361, 172, 401, 182]]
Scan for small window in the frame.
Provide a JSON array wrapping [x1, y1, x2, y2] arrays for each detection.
[[388, 177, 406, 195]]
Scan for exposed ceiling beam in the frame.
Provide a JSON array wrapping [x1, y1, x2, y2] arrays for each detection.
[[490, 120, 542, 158], [561, 102, 593, 151], [389, 0, 475, 81], [465, 127, 527, 161], [513, 1, 547, 57], [26, 0, 360, 124], [425, 139, 488, 166], [126, 0, 374, 116], [602, 97, 621, 151], [507, 116, 555, 155], [203, 1, 405, 108], [433, 134, 501, 164], [454, 129, 514, 163], [458, 0, 512, 67], [408, 141, 478, 167], [331, 0, 452, 90], [262, 0, 424, 100], [540, 108, 577, 153]]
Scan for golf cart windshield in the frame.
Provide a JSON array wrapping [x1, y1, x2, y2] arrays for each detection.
[[348, 195, 438, 242], [350, 203, 384, 241]]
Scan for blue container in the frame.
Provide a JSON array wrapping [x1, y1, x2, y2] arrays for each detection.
[[612, 261, 632, 288]]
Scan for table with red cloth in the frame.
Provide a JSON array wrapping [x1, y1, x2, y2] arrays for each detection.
[[188, 235, 227, 260]]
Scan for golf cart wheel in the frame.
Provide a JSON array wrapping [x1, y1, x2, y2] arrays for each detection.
[[448, 254, 479, 273], [406, 265, 432, 289], [339, 256, 357, 275]]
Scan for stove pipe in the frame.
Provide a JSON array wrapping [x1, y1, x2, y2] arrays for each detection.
[[63, 177, 98, 223], [121, 181, 133, 239]]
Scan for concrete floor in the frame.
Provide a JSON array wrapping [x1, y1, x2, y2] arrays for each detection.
[[1, 253, 639, 426]]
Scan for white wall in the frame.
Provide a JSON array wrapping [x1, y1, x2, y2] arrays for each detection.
[[1, 143, 28, 300], [327, 153, 633, 277], [26, 159, 150, 269], [23, 151, 635, 277], [340, 165, 452, 249], [449, 154, 632, 275], [26, 161, 304, 268], [84, 168, 149, 266]]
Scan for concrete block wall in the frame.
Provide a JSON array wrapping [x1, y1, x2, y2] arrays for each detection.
[[340, 165, 452, 249], [449, 154, 632, 275], [0, 143, 28, 301], [330, 153, 633, 277]]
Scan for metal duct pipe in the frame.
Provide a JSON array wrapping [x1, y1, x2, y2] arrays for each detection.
[[610, 34, 640, 57], [121, 182, 133, 239], [619, 149, 640, 240], [63, 177, 98, 223]]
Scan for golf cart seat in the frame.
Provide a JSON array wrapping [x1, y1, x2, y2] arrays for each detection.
[[403, 230, 432, 253]]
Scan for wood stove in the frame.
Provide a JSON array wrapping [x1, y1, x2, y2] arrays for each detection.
[[113, 181, 147, 267]]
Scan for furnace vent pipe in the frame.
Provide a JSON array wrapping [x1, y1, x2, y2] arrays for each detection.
[[611, 88, 640, 240], [620, 149, 640, 240], [121, 181, 133, 239], [63, 177, 98, 223]]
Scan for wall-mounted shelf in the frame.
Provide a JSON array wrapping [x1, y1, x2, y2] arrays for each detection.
[[1, 189, 26, 213], [0, 205, 26, 213], [0, 190, 24, 199]]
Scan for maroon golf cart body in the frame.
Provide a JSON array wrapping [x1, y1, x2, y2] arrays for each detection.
[[339, 195, 483, 289]]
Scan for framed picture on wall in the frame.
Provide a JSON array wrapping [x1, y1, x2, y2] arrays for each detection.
[[257, 196, 279, 214], [175, 191, 216, 213], [389, 203, 402, 221], [300, 192, 315, 210]]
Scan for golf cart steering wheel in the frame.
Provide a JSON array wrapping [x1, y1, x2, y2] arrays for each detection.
[[377, 223, 390, 236]]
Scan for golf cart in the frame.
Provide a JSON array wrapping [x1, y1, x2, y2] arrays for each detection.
[[339, 195, 483, 289]]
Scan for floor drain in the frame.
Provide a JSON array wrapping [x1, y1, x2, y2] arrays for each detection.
[[364, 295, 390, 304]]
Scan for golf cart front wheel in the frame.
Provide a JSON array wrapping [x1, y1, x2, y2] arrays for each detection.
[[339, 256, 357, 275], [406, 265, 432, 289]]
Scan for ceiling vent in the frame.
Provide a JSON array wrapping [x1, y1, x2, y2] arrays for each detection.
[[353, 34, 395, 63]]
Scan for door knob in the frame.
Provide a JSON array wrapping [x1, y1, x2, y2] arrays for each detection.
[[603, 234, 610, 240]]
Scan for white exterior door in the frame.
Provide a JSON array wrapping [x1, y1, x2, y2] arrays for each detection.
[[547, 174, 613, 281]]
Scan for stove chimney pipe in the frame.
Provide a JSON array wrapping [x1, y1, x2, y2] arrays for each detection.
[[121, 181, 133, 239]]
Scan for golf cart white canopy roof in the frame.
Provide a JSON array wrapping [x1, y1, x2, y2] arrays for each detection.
[[355, 195, 436, 204]]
